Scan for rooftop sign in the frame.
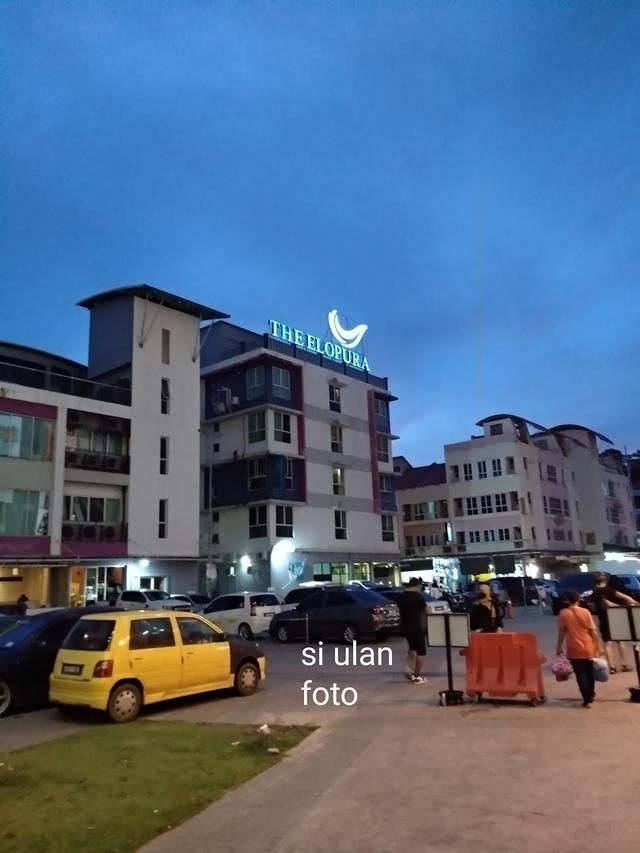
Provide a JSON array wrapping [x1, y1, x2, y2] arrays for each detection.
[[268, 310, 371, 371]]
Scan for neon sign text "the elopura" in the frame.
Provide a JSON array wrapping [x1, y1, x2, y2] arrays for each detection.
[[268, 311, 371, 372]]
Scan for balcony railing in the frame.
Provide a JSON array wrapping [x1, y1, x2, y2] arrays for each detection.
[[0, 361, 131, 406], [61, 521, 127, 543], [65, 449, 130, 474]]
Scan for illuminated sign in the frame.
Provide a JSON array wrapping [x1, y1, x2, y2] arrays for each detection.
[[268, 310, 371, 371]]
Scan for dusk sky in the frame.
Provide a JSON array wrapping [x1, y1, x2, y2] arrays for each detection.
[[1, 1, 638, 463]]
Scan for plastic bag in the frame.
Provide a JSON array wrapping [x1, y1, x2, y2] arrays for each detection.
[[550, 653, 573, 681], [593, 657, 609, 683]]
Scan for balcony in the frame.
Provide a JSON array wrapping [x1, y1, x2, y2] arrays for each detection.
[[0, 361, 131, 405], [60, 522, 128, 558], [65, 449, 130, 474]]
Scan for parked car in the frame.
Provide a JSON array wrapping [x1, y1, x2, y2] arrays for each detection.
[[0, 607, 119, 718], [269, 586, 400, 643], [492, 575, 539, 607], [203, 592, 282, 640], [281, 586, 339, 612], [375, 587, 451, 615], [347, 580, 386, 590], [50, 610, 265, 723], [169, 593, 213, 613], [115, 590, 191, 611]]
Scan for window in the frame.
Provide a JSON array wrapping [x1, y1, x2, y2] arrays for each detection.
[[492, 459, 502, 477], [549, 497, 562, 516], [275, 505, 293, 537], [248, 412, 266, 443], [490, 423, 503, 436], [469, 531, 481, 543], [405, 535, 414, 549], [546, 465, 557, 483], [523, 457, 528, 472], [547, 529, 551, 541], [72, 427, 126, 456], [213, 423, 220, 433], [543, 496, 548, 514], [552, 529, 566, 542], [376, 435, 389, 463], [247, 366, 265, 400], [213, 443, 220, 453], [531, 526, 536, 540], [605, 480, 615, 498], [248, 457, 267, 490], [0, 489, 49, 535], [272, 366, 291, 400], [161, 378, 170, 414], [513, 526, 522, 541], [285, 457, 293, 489], [251, 593, 280, 608], [333, 466, 345, 496], [466, 497, 478, 516], [249, 505, 268, 538], [463, 463, 473, 481], [402, 504, 411, 522], [478, 461, 487, 479], [586, 532, 596, 546], [330, 424, 344, 454], [274, 411, 291, 443], [506, 456, 515, 474], [563, 499, 570, 517], [413, 503, 425, 521], [561, 468, 565, 484], [130, 618, 175, 650], [326, 590, 354, 607], [481, 495, 493, 514], [161, 328, 170, 365], [121, 591, 146, 603], [158, 499, 168, 538], [334, 510, 347, 540], [495, 493, 507, 513], [450, 465, 460, 482], [63, 496, 121, 524], [457, 531, 466, 545], [538, 462, 543, 479], [329, 384, 341, 413], [567, 530, 573, 542], [0, 414, 53, 461], [498, 528, 510, 541], [428, 533, 439, 546], [177, 618, 220, 645], [509, 491, 519, 510], [206, 595, 244, 612], [160, 436, 168, 475], [381, 515, 395, 542], [63, 619, 115, 652], [483, 529, 496, 542]]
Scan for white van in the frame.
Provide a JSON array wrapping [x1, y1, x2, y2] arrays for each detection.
[[203, 592, 282, 640]]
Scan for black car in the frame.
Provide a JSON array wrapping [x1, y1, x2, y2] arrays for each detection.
[[550, 573, 598, 614], [0, 606, 119, 717], [269, 586, 400, 643]]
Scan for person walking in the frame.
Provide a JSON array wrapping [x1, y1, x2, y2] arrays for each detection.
[[556, 590, 599, 708], [16, 594, 29, 616], [469, 584, 504, 633], [397, 577, 428, 683], [592, 573, 637, 673]]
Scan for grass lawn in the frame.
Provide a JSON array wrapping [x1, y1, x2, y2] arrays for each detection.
[[0, 721, 313, 853]]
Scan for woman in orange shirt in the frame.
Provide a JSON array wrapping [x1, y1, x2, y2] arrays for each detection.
[[556, 590, 599, 708]]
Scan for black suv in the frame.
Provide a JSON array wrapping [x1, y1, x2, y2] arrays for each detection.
[[269, 586, 400, 643]]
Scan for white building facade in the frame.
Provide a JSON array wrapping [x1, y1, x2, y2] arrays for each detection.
[[199, 320, 400, 597], [0, 285, 227, 606], [396, 414, 638, 581]]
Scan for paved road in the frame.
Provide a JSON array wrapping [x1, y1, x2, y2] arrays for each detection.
[[3, 608, 640, 853]]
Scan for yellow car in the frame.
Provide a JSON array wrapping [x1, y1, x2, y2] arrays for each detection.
[[50, 610, 266, 723]]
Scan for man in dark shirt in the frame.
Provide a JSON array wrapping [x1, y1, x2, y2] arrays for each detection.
[[397, 578, 428, 683]]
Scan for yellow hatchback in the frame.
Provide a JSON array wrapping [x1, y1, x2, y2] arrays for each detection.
[[50, 610, 266, 722]]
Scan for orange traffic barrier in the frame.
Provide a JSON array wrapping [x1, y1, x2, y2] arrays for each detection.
[[460, 632, 546, 704]]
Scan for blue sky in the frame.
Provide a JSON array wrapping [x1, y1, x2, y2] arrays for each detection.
[[1, 1, 638, 461]]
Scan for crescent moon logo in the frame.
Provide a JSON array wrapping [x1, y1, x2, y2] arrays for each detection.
[[328, 309, 368, 350]]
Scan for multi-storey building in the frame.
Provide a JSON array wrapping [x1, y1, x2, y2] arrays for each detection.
[[396, 414, 637, 581], [625, 451, 640, 544], [0, 285, 225, 606], [199, 319, 400, 596]]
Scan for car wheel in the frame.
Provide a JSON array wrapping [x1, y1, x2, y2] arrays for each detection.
[[107, 683, 142, 723], [238, 623, 253, 641], [276, 624, 292, 643], [235, 662, 260, 695], [0, 680, 13, 718], [342, 623, 360, 643]]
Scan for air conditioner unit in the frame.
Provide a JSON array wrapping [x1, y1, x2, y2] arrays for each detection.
[[65, 450, 81, 467], [102, 454, 119, 472], [85, 453, 101, 469], [106, 417, 125, 433], [61, 523, 80, 541], [101, 524, 119, 542], [67, 410, 82, 428], [514, 540, 524, 549], [442, 546, 452, 554], [80, 523, 98, 541], [231, 396, 240, 407], [457, 545, 467, 553], [214, 403, 226, 414]]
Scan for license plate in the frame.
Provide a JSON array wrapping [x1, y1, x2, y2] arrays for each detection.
[[61, 663, 83, 675]]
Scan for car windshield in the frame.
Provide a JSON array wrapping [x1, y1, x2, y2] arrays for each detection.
[[146, 591, 171, 601], [62, 619, 116, 651], [0, 617, 39, 649], [189, 595, 212, 604]]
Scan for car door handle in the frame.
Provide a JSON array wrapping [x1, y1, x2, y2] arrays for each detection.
[[185, 650, 195, 656]]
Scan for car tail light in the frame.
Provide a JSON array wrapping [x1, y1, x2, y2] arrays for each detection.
[[93, 660, 114, 678], [250, 605, 257, 616], [369, 606, 382, 616]]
